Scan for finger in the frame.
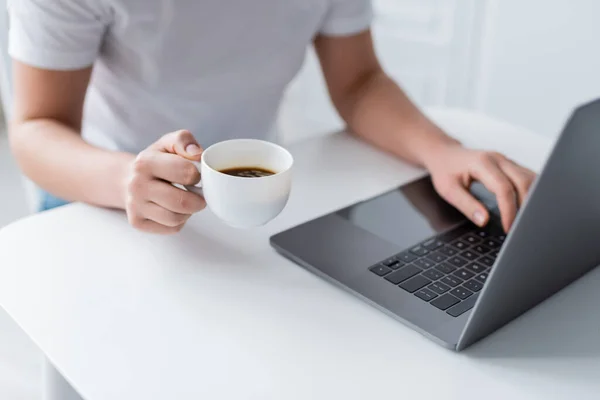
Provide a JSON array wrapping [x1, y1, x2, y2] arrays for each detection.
[[135, 151, 200, 185], [147, 180, 207, 214], [153, 130, 203, 160], [129, 216, 185, 235], [497, 159, 536, 207], [140, 202, 191, 227], [470, 155, 518, 232], [437, 180, 490, 227]]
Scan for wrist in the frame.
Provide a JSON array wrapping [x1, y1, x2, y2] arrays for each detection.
[[113, 152, 136, 209], [415, 128, 462, 170]]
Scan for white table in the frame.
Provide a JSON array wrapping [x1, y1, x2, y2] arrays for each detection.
[[1, 108, 598, 400]]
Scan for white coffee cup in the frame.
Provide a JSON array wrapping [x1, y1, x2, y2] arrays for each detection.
[[186, 139, 293, 228]]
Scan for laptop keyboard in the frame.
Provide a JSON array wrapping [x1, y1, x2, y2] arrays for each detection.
[[368, 223, 505, 317]]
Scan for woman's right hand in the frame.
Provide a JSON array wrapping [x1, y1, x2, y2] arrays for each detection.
[[124, 130, 207, 234]]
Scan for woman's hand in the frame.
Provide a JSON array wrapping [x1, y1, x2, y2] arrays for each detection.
[[424, 143, 536, 232], [124, 130, 207, 234]]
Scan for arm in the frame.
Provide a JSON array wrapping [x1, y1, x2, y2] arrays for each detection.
[[10, 62, 132, 209], [314, 31, 455, 168], [8, 0, 205, 234], [315, 30, 536, 232], [10, 62, 205, 233]]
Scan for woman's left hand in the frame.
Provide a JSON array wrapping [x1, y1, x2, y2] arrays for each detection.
[[424, 144, 537, 232]]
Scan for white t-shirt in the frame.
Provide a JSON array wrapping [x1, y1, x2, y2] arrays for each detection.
[[8, 0, 372, 153]]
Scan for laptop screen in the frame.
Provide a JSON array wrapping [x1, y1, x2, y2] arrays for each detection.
[[336, 176, 467, 249]]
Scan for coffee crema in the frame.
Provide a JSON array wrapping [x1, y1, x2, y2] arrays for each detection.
[[219, 166, 276, 178]]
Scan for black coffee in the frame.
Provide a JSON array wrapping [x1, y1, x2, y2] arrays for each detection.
[[219, 166, 276, 178]]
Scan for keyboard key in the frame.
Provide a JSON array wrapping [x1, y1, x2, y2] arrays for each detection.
[[441, 275, 463, 287], [476, 272, 488, 284], [400, 275, 432, 293], [483, 239, 501, 249], [479, 256, 495, 267], [415, 288, 438, 302], [382, 258, 404, 270], [435, 262, 457, 274], [369, 264, 391, 276], [431, 294, 460, 310], [463, 234, 481, 245], [422, 239, 444, 251], [414, 258, 435, 269], [490, 250, 499, 258], [447, 293, 480, 317], [427, 251, 448, 263], [397, 252, 418, 263], [428, 281, 451, 294], [384, 264, 421, 284], [460, 250, 478, 261], [410, 245, 429, 257], [476, 230, 489, 238], [388, 261, 403, 270], [438, 246, 458, 257], [423, 269, 444, 281], [463, 279, 483, 292], [451, 240, 470, 250], [382, 257, 399, 267], [497, 235, 506, 243], [448, 256, 468, 268], [453, 269, 475, 280], [450, 286, 473, 300], [473, 244, 491, 254], [466, 262, 485, 274]]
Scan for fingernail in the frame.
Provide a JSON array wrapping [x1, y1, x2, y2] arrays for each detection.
[[473, 211, 486, 226], [186, 144, 202, 155]]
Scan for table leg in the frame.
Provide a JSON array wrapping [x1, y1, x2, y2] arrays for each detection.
[[43, 357, 84, 400]]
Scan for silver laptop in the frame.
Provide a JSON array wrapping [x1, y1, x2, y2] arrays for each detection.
[[270, 99, 600, 351]]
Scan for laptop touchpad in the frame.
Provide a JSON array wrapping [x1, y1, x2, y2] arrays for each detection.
[[335, 177, 467, 249]]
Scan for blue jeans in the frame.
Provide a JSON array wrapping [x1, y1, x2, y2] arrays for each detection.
[[38, 190, 70, 212]]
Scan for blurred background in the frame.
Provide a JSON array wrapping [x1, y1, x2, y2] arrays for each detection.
[[280, 0, 600, 141], [0, 0, 599, 398]]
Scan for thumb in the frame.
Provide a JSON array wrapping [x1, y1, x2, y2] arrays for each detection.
[[439, 181, 489, 227], [155, 130, 203, 160]]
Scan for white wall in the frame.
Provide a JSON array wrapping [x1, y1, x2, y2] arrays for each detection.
[[280, 0, 600, 143], [475, 0, 600, 137], [279, 0, 486, 143]]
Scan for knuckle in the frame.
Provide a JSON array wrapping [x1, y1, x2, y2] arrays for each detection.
[[132, 152, 152, 174], [167, 212, 188, 227], [127, 174, 146, 196], [177, 192, 190, 211], [190, 195, 206, 212], [476, 151, 493, 164], [177, 213, 190, 225], [174, 129, 192, 142], [163, 222, 186, 235], [515, 174, 529, 187], [182, 163, 200, 184], [490, 151, 505, 160], [527, 175, 536, 187], [173, 223, 186, 233], [518, 179, 532, 196], [497, 182, 514, 198], [125, 196, 137, 212], [128, 215, 146, 230]]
